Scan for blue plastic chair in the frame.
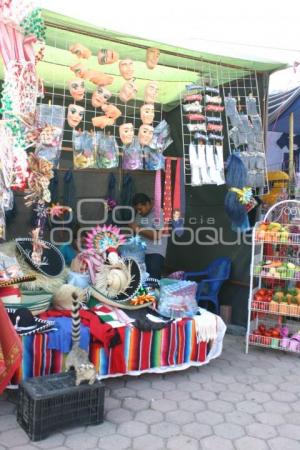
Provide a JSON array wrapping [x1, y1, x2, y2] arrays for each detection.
[[183, 257, 231, 314]]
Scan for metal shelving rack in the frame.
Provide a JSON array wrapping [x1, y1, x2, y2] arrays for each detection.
[[246, 200, 300, 354]]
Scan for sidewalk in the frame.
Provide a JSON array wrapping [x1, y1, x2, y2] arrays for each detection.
[[1, 334, 300, 450]]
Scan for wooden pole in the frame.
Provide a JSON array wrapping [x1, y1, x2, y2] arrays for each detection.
[[289, 112, 294, 197]]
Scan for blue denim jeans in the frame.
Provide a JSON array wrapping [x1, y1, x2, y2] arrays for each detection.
[[145, 254, 165, 279]]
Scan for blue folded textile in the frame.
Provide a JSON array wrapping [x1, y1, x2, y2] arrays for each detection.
[[46, 317, 90, 353]]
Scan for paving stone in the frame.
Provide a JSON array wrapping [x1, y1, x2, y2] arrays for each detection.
[[0, 428, 29, 447], [268, 436, 300, 450], [104, 396, 121, 410], [0, 414, 17, 431], [151, 380, 176, 391], [201, 381, 225, 393], [190, 390, 217, 402], [235, 374, 259, 384], [176, 381, 201, 392], [235, 436, 269, 450], [182, 422, 212, 440], [256, 412, 285, 426], [180, 398, 205, 412], [133, 434, 164, 450], [212, 374, 235, 384], [137, 388, 163, 401], [251, 382, 276, 393], [34, 433, 65, 448], [151, 421, 180, 438], [97, 433, 131, 450], [195, 411, 224, 425], [277, 424, 300, 440], [124, 379, 151, 391], [10, 446, 38, 450], [164, 389, 190, 401], [65, 433, 98, 450], [188, 371, 213, 384], [123, 397, 149, 412], [279, 382, 300, 393], [151, 398, 177, 412], [286, 412, 300, 426], [291, 400, 300, 412], [105, 408, 134, 423], [0, 401, 16, 415], [245, 391, 271, 404], [271, 390, 297, 403], [227, 382, 252, 394], [63, 426, 86, 435], [208, 399, 234, 413], [112, 387, 137, 399], [246, 423, 277, 439], [86, 421, 117, 437], [236, 400, 263, 414], [0, 445, 5, 450], [117, 420, 147, 438], [165, 410, 194, 425], [167, 434, 199, 450], [136, 409, 163, 425], [201, 435, 234, 450], [105, 378, 126, 389], [218, 391, 244, 403], [214, 422, 245, 439], [263, 400, 291, 414], [225, 411, 255, 426]]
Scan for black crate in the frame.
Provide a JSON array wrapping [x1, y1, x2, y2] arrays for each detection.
[[17, 371, 104, 441]]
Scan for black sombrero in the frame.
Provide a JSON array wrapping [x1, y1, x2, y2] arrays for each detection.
[[90, 257, 145, 310], [15, 238, 65, 277], [7, 307, 56, 336]]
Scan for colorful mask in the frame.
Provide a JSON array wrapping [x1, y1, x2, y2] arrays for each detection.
[[119, 79, 138, 103], [70, 63, 89, 79], [119, 59, 134, 80], [67, 104, 85, 128], [69, 43, 91, 59], [98, 48, 119, 65], [85, 70, 114, 86], [101, 104, 122, 120], [138, 124, 154, 146], [144, 81, 159, 104], [91, 86, 112, 108], [68, 79, 85, 101], [92, 116, 114, 129], [146, 47, 160, 69], [140, 104, 155, 125], [119, 123, 134, 145]]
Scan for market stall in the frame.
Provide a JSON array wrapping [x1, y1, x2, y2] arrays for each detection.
[[0, 1, 287, 392]]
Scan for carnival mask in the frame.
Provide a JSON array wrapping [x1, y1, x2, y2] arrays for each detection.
[[119, 79, 138, 103], [69, 43, 91, 59], [119, 123, 134, 145], [85, 70, 114, 86], [140, 104, 155, 125], [144, 81, 159, 104], [67, 104, 84, 128], [70, 63, 89, 79], [101, 104, 122, 120], [98, 48, 119, 65], [119, 59, 134, 80], [138, 124, 154, 146], [91, 86, 112, 108], [92, 116, 114, 129], [146, 47, 160, 69], [68, 79, 85, 101]]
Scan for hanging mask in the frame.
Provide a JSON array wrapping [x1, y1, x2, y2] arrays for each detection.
[[85, 70, 114, 86], [67, 104, 85, 128], [98, 48, 119, 64], [101, 104, 122, 120], [146, 47, 160, 69], [138, 124, 154, 146], [69, 43, 91, 59], [119, 79, 137, 103], [70, 63, 89, 79], [91, 86, 112, 108], [68, 79, 85, 101], [119, 123, 134, 145], [119, 59, 134, 80], [144, 81, 159, 104], [140, 104, 155, 125]]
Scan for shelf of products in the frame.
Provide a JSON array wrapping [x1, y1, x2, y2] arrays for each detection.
[[246, 200, 300, 354]]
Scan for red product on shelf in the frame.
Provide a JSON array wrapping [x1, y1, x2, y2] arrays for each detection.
[[185, 113, 205, 121], [184, 94, 203, 102]]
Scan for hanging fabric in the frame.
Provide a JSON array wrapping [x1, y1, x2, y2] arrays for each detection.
[[154, 169, 162, 222], [163, 158, 172, 224], [172, 159, 185, 237]]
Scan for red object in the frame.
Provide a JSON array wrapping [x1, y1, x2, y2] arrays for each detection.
[[0, 301, 22, 393], [186, 113, 205, 121], [163, 158, 172, 225]]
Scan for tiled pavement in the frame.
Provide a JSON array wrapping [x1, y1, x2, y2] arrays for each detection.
[[1, 334, 300, 449]]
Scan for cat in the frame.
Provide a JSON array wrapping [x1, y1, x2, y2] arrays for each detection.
[[65, 292, 97, 386]]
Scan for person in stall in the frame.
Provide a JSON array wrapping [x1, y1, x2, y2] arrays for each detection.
[[58, 223, 86, 266], [129, 193, 168, 279]]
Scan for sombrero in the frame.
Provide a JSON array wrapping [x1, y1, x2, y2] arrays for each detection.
[[15, 238, 65, 277], [3, 290, 53, 315], [7, 307, 56, 336], [90, 257, 150, 309]]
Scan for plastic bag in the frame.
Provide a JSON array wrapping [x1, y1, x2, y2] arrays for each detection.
[[158, 280, 198, 318], [73, 130, 95, 168]]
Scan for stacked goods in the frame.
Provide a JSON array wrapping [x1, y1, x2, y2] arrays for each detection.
[[251, 287, 300, 315]]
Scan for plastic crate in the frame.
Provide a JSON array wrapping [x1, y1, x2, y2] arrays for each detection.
[[17, 371, 104, 441]]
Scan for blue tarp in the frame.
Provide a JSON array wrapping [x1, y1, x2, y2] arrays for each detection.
[[268, 86, 300, 134]]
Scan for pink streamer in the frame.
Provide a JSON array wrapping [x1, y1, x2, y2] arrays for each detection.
[[23, 35, 36, 63], [77, 249, 105, 284], [154, 169, 161, 222]]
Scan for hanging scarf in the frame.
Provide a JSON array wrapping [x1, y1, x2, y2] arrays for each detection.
[[163, 158, 172, 224], [172, 159, 185, 237], [154, 169, 161, 222]]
